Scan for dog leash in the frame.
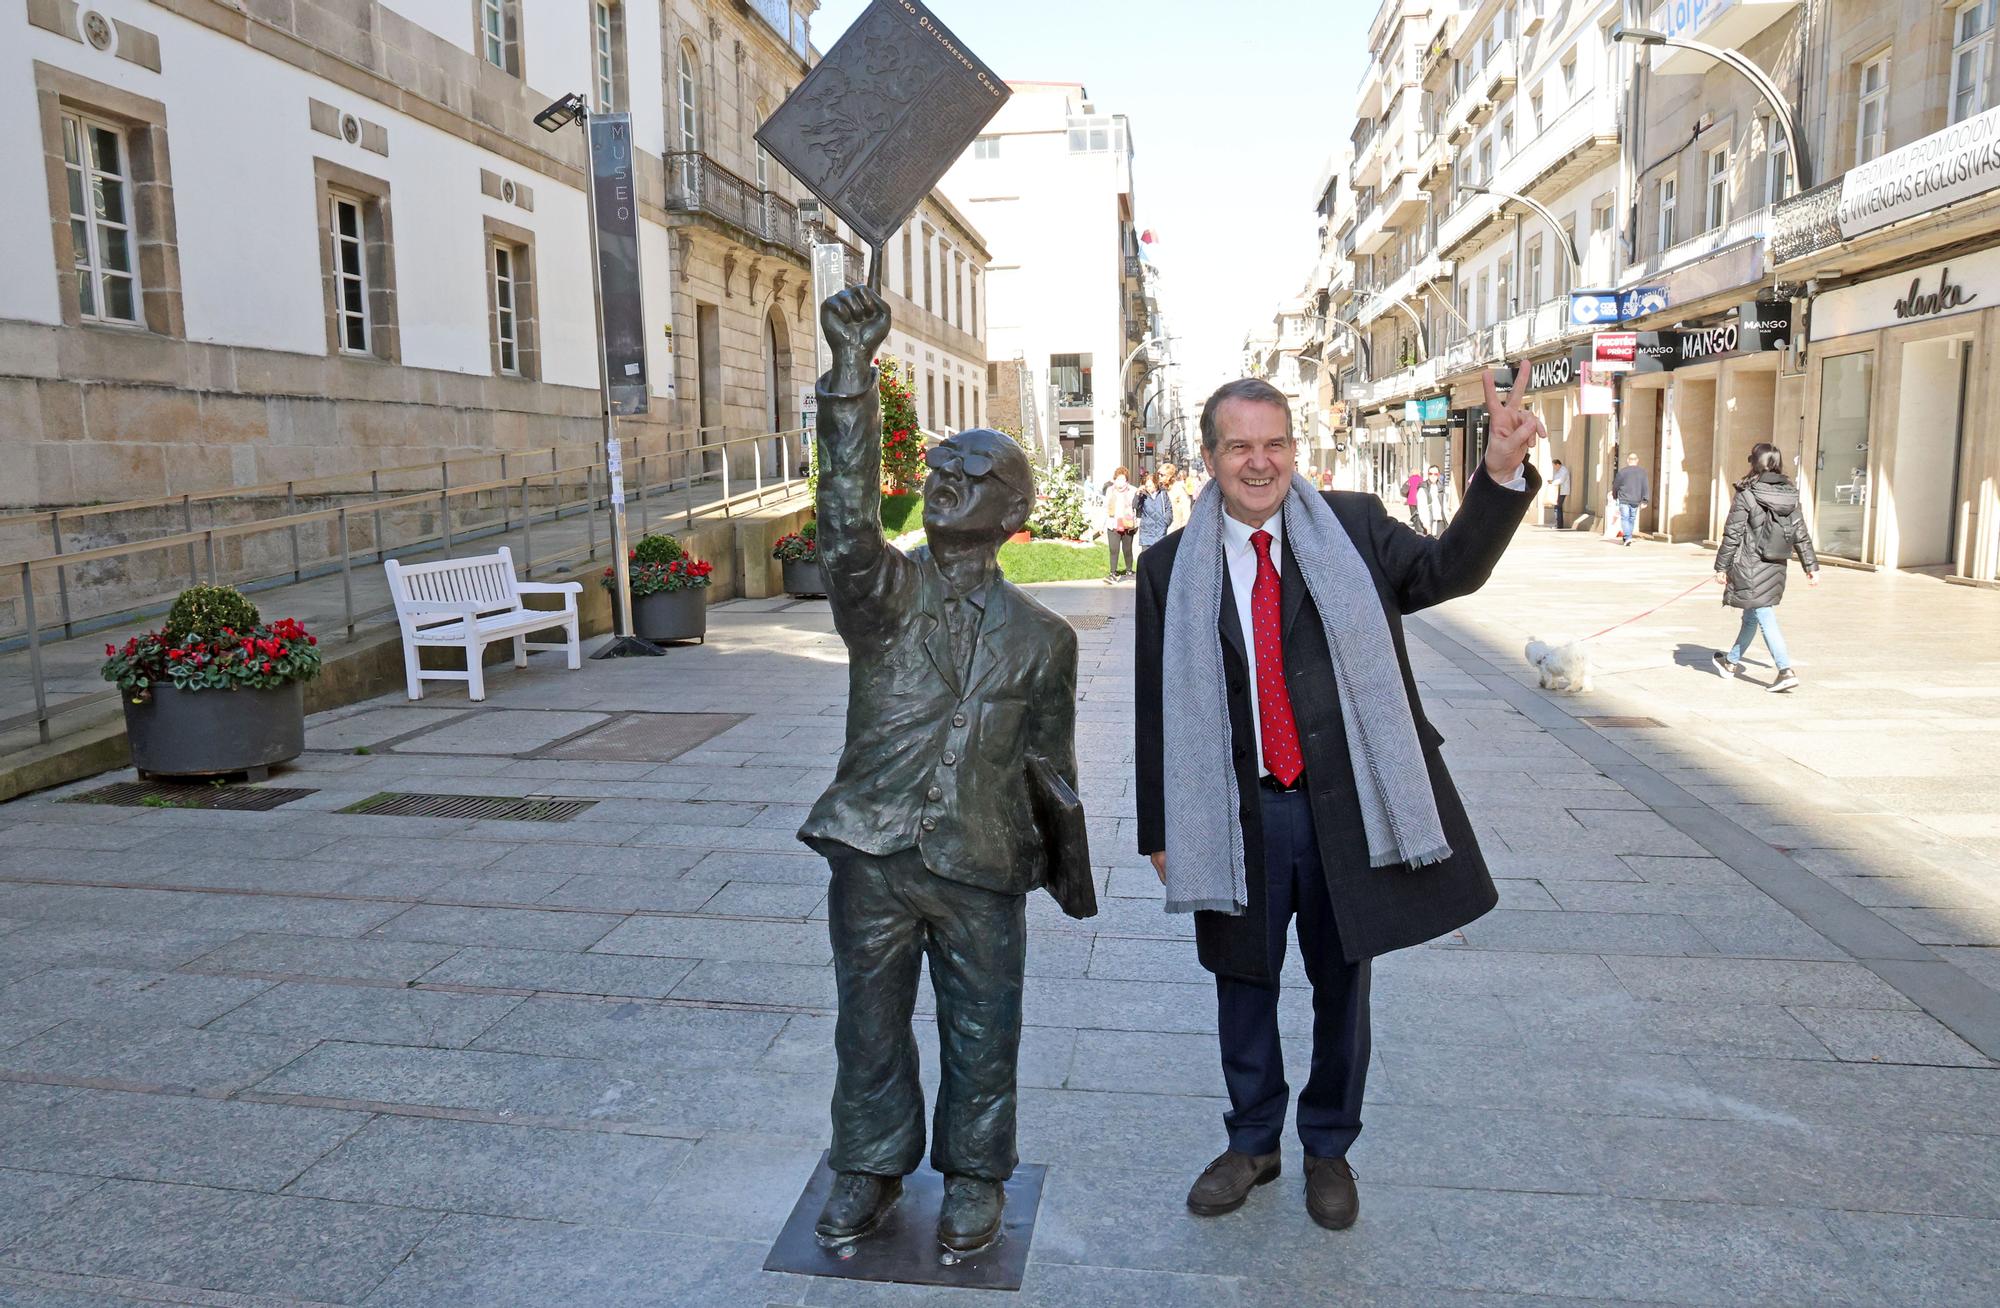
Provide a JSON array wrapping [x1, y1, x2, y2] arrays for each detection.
[[1579, 577, 1712, 643]]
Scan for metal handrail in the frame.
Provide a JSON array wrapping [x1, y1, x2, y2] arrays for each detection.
[[4, 426, 810, 745]]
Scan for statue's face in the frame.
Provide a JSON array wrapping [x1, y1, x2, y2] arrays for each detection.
[[923, 430, 1032, 545]]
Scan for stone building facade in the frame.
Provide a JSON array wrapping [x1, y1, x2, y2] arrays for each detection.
[[0, 0, 895, 529], [1275, 0, 2000, 584], [877, 192, 990, 439]]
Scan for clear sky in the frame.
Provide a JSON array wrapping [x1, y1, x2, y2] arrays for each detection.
[[808, 0, 1372, 413]]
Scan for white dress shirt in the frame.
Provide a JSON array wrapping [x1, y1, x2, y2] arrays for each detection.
[[1218, 468, 1523, 778]]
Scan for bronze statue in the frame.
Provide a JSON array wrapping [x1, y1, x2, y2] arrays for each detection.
[[797, 286, 1079, 1255]]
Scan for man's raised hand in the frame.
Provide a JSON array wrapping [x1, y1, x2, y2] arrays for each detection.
[[1481, 362, 1546, 482], [822, 286, 891, 395]]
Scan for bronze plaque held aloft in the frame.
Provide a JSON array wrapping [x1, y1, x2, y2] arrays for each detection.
[[756, 0, 1010, 249]]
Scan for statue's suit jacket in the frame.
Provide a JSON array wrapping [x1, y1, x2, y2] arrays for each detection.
[[798, 374, 1078, 895]]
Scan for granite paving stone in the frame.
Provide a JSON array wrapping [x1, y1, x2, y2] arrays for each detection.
[[0, 1021, 315, 1095], [1, 1178, 443, 1303], [206, 980, 523, 1049], [590, 914, 832, 965], [0, 1089, 367, 1191], [0, 1168, 101, 1252], [414, 945, 699, 998], [1782, 1005, 1996, 1067], [469, 995, 789, 1067], [369, 904, 624, 951], [286, 1114, 689, 1223], [187, 932, 464, 983]]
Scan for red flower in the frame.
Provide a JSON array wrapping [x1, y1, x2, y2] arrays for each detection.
[[262, 660, 273, 673], [167, 649, 182, 660], [306, 636, 315, 646], [105, 644, 116, 656]]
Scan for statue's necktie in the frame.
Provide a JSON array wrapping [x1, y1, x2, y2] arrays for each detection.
[[1249, 530, 1304, 786]]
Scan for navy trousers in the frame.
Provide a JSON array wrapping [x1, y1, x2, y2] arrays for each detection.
[[1214, 787, 1372, 1160]]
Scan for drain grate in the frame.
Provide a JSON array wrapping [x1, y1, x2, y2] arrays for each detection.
[[67, 782, 317, 812], [1577, 715, 1666, 729], [341, 792, 597, 822], [1064, 614, 1110, 630]]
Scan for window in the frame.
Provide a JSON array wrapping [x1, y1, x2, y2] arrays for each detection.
[[1525, 236, 1544, 308], [922, 229, 934, 312], [486, 222, 539, 380], [1496, 254, 1513, 318], [315, 158, 398, 362], [1656, 176, 1677, 252], [901, 223, 913, 300], [1475, 270, 1490, 326], [1857, 52, 1890, 163], [926, 372, 937, 428], [677, 46, 700, 153], [1529, 87, 1544, 132], [480, 0, 521, 77], [1066, 115, 1116, 153], [953, 251, 964, 327], [492, 243, 520, 374], [1559, 216, 1578, 293], [329, 193, 369, 352], [1951, 1, 1995, 125], [62, 111, 140, 325], [592, 1, 627, 112], [1478, 140, 1492, 182], [1050, 353, 1090, 401], [1561, 52, 1577, 95], [1705, 146, 1729, 231], [1765, 119, 1794, 204], [1499, 114, 1514, 158], [973, 135, 1000, 159], [1588, 195, 1612, 281]]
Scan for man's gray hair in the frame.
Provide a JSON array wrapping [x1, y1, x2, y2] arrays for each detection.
[[1200, 378, 1293, 453]]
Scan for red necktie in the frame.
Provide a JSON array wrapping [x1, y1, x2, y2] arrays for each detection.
[[1249, 530, 1304, 785]]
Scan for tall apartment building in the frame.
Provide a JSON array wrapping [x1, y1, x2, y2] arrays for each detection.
[[877, 192, 991, 439], [1285, 0, 2000, 584], [3, 0, 987, 529], [941, 81, 1164, 481]]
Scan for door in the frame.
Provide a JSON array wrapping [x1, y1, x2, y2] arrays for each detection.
[[763, 311, 792, 480], [1813, 352, 1873, 560], [696, 303, 722, 479], [1886, 338, 1970, 570]]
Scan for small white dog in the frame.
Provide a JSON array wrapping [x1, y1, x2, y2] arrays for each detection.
[[1525, 638, 1594, 694]]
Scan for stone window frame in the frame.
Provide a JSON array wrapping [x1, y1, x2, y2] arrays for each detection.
[[475, 0, 524, 79], [314, 157, 400, 363], [484, 215, 539, 381], [592, 0, 629, 113], [676, 41, 702, 154], [33, 61, 183, 337]]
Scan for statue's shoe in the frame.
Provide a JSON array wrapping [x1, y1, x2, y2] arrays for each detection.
[[937, 1175, 1004, 1254], [814, 1172, 903, 1243]]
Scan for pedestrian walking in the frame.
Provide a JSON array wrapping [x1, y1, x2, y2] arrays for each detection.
[[1711, 443, 1819, 694], [1612, 454, 1650, 545], [1549, 458, 1571, 529], [1135, 470, 1173, 552], [1418, 465, 1449, 536], [1165, 463, 1194, 532], [1104, 466, 1138, 582], [1135, 370, 1540, 1234], [1403, 471, 1424, 532]]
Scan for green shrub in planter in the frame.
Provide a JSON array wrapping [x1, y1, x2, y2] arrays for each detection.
[[631, 533, 687, 567], [164, 584, 261, 643]]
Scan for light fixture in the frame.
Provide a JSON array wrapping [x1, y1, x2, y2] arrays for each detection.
[[1610, 23, 1667, 47], [534, 92, 587, 133]]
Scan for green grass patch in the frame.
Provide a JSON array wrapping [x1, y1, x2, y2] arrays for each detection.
[[880, 493, 924, 537], [997, 540, 1109, 584]]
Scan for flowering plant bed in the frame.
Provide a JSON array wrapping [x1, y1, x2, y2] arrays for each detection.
[[604, 533, 714, 597], [772, 521, 818, 563], [99, 586, 320, 780]]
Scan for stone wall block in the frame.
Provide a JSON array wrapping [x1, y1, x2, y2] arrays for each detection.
[[81, 386, 201, 449], [56, 328, 187, 387], [36, 384, 88, 443], [64, 440, 167, 502], [194, 393, 275, 446]]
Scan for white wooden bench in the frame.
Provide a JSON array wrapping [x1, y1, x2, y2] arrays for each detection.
[[384, 546, 581, 701]]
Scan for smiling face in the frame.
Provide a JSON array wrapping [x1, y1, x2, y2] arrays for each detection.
[[1205, 396, 1295, 528], [922, 429, 1033, 548]]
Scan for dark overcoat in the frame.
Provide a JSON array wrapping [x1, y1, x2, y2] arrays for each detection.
[[1135, 467, 1537, 980], [1714, 473, 1818, 610]]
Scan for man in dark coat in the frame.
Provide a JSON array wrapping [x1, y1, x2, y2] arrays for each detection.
[[1135, 370, 1541, 1230], [799, 285, 1079, 1254]]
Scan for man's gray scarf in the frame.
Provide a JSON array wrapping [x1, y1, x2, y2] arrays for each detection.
[[1160, 475, 1451, 914]]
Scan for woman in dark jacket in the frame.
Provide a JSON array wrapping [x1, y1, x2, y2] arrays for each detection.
[[1711, 443, 1819, 693]]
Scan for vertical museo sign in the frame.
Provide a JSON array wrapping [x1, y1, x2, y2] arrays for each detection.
[[590, 114, 649, 415]]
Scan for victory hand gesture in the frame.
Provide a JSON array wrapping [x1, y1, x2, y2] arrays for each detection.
[[1481, 363, 1546, 482]]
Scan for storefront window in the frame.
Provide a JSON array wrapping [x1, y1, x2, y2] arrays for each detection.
[[1814, 352, 1873, 560]]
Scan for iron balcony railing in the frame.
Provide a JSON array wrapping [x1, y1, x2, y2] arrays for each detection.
[[664, 151, 865, 278]]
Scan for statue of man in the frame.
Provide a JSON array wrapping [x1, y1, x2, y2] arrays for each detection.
[[797, 285, 1079, 1254]]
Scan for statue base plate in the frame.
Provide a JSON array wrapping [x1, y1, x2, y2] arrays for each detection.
[[762, 1153, 1045, 1290]]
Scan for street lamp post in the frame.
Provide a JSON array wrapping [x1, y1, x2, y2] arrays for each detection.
[[1612, 24, 1811, 189], [1465, 183, 1584, 270]]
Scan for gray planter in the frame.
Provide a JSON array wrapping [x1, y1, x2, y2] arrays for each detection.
[[633, 587, 708, 644], [123, 682, 305, 781], [783, 558, 828, 597]]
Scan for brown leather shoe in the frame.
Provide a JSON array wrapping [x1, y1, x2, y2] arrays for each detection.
[[1304, 1155, 1359, 1230], [1186, 1148, 1280, 1216]]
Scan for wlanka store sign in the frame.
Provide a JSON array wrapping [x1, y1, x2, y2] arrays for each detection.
[[1811, 244, 2000, 340]]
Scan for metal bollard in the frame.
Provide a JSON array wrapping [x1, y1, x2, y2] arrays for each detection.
[[338, 507, 354, 638], [22, 562, 49, 744], [48, 511, 71, 638]]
